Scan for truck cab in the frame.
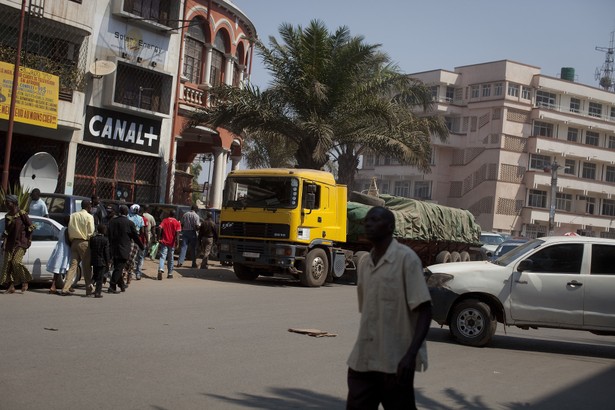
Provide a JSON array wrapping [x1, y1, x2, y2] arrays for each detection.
[[217, 168, 347, 286]]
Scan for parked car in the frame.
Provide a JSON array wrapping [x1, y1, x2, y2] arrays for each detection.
[[479, 231, 505, 257], [0, 215, 80, 288], [490, 238, 529, 260], [40, 193, 89, 226], [425, 236, 615, 347]]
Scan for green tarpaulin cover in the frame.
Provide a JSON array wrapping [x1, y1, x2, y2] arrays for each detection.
[[347, 195, 481, 244]]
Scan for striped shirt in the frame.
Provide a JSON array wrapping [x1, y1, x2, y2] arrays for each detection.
[[181, 210, 200, 231]]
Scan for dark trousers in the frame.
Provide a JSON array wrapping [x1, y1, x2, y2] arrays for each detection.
[[110, 257, 127, 291], [92, 266, 106, 295], [346, 368, 416, 410]]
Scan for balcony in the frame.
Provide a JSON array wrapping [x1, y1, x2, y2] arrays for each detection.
[[527, 136, 615, 164], [524, 170, 615, 197], [522, 207, 615, 231]]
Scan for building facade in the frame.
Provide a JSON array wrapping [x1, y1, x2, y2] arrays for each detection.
[[0, 0, 255, 207], [356, 60, 615, 238]]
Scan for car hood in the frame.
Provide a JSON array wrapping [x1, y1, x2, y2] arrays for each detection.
[[427, 260, 512, 294]]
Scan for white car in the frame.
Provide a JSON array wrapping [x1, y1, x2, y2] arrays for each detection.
[[0, 215, 80, 288], [479, 232, 505, 256], [425, 236, 615, 347]]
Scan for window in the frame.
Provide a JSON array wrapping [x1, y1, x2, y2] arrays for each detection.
[[507, 83, 519, 97], [533, 121, 553, 137], [471, 85, 479, 98], [585, 130, 599, 146], [123, 0, 173, 26], [380, 182, 389, 195], [430, 86, 439, 101], [492, 108, 501, 120], [482, 84, 491, 97], [183, 20, 206, 84], [586, 197, 596, 214], [528, 189, 547, 208], [589, 102, 602, 118], [564, 159, 576, 176], [529, 153, 551, 170], [521, 86, 531, 100], [567, 127, 579, 142], [414, 181, 431, 200], [210, 50, 224, 87], [394, 181, 410, 197], [446, 86, 454, 102], [602, 199, 615, 217], [363, 152, 374, 167], [556, 193, 572, 212], [535, 90, 556, 108], [569, 98, 580, 113], [494, 82, 503, 96], [591, 244, 615, 274], [611, 107, 615, 120], [606, 166, 615, 183], [114, 62, 172, 114], [608, 135, 615, 149], [454, 88, 463, 102], [582, 162, 596, 180], [529, 244, 583, 274]]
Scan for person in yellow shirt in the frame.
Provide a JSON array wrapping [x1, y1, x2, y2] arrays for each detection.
[[61, 200, 95, 296]]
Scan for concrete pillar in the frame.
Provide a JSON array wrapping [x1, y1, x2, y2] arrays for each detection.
[[203, 45, 213, 86], [210, 147, 227, 209], [224, 54, 235, 86], [230, 155, 241, 170]]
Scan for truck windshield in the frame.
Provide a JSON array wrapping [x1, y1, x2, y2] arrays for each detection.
[[223, 176, 299, 209]]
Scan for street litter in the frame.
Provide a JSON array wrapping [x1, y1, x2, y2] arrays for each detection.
[[288, 328, 337, 337]]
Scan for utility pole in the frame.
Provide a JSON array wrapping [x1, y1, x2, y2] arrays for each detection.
[[546, 161, 562, 236]]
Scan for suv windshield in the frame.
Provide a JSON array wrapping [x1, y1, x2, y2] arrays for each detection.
[[493, 239, 544, 266], [223, 177, 299, 209]]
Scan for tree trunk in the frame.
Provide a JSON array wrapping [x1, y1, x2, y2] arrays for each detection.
[[336, 150, 359, 191]]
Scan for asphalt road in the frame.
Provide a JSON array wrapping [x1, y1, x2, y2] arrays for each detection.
[[1, 259, 614, 410]]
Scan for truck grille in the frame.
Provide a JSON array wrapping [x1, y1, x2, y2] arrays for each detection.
[[220, 222, 290, 239]]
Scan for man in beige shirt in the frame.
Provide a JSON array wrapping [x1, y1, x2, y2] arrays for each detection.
[[347, 206, 432, 410], [61, 200, 95, 296]]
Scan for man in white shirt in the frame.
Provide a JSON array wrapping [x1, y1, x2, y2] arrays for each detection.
[[346, 206, 432, 410], [28, 188, 48, 217]]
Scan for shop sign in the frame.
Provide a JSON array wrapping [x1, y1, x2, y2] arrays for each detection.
[[0, 61, 59, 129], [84, 106, 160, 154]]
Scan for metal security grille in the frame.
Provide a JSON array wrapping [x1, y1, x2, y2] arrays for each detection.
[[74, 145, 161, 203], [0, 3, 89, 101]]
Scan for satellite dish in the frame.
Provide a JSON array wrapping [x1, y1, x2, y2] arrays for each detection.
[[89, 60, 117, 78], [19, 152, 58, 193]]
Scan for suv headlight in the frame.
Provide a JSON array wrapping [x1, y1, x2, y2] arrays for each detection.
[[426, 272, 454, 288]]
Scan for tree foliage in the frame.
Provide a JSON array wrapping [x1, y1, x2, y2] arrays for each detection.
[[189, 20, 448, 187]]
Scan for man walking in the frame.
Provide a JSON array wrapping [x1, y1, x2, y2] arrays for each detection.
[[346, 206, 432, 410], [158, 209, 181, 280], [61, 200, 95, 296], [177, 205, 200, 268], [127, 204, 145, 281], [107, 205, 143, 293], [198, 212, 218, 269], [142, 204, 157, 260]]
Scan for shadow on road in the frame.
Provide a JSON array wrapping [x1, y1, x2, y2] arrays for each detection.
[[416, 365, 615, 409], [427, 327, 615, 360], [205, 387, 346, 409]]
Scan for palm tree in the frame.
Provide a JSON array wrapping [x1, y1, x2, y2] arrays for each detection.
[[189, 20, 448, 187]]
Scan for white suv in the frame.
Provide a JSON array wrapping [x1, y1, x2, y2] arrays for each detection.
[[425, 236, 615, 346]]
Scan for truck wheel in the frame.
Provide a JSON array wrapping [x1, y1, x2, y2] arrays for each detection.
[[435, 251, 451, 264], [450, 299, 497, 347], [234, 264, 259, 281], [300, 248, 328, 287], [460, 251, 471, 262], [451, 252, 461, 262]]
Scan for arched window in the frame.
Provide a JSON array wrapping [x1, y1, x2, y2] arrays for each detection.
[[210, 30, 228, 87], [183, 19, 206, 83]]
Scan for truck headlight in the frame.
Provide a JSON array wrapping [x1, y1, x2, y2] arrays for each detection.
[[275, 246, 292, 256], [426, 272, 454, 288]]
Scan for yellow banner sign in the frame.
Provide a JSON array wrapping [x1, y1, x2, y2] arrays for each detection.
[[0, 61, 59, 129]]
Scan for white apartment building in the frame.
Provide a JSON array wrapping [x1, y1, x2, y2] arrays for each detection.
[[356, 60, 615, 238]]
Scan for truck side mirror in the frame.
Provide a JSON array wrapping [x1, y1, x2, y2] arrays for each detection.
[[305, 193, 316, 210]]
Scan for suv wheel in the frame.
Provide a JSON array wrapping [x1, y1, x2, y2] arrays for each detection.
[[450, 299, 497, 347]]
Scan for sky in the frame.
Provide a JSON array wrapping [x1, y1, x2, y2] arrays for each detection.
[[234, 0, 615, 90]]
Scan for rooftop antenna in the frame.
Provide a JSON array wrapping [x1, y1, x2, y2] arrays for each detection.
[[595, 31, 615, 91]]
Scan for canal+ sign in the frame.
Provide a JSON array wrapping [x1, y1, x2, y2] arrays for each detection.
[[84, 106, 160, 154]]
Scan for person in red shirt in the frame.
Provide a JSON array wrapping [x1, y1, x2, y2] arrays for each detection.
[[157, 209, 181, 280]]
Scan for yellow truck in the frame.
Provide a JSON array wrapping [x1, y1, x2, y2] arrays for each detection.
[[218, 168, 482, 286]]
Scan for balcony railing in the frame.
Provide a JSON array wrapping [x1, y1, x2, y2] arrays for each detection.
[[182, 84, 206, 106], [533, 102, 615, 123]]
